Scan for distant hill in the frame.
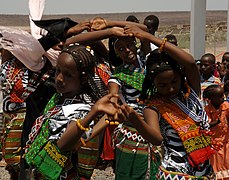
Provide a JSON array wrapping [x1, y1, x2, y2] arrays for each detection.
[[0, 10, 227, 27]]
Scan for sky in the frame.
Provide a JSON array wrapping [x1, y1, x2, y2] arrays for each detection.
[[0, 0, 228, 15]]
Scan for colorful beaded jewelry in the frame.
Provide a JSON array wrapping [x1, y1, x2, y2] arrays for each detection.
[[105, 118, 120, 125], [159, 38, 167, 52], [76, 119, 90, 131]]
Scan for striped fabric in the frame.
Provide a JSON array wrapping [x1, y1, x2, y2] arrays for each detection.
[[2, 109, 26, 165], [78, 137, 99, 179], [158, 89, 214, 177], [157, 166, 209, 180]]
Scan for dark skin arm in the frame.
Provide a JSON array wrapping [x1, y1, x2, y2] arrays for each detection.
[[57, 94, 119, 152], [90, 17, 148, 32], [65, 27, 127, 46], [66, 20, 91, 37], [118, 104, 162, 145], [124, 25, 201, 96], [86, 82, 121, 141]]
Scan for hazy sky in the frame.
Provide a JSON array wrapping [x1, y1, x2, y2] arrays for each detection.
[[0, 0, 228, 14]]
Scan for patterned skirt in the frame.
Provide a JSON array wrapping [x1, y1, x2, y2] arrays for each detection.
[[1, 109, 26, 165], [156, 166, 215, 180], [77, 137, 99, 179], [113, 125, 161, 180]]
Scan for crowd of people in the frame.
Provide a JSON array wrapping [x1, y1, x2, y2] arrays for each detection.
[[0, 12, 228, 180]]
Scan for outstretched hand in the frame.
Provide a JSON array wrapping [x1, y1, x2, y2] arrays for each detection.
[[67, 20, 91, 36]]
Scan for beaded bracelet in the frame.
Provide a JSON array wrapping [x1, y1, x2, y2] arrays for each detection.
[[159, 38, 167, 52], [76, 119, 90, 131], [105, 119, 120, 125]]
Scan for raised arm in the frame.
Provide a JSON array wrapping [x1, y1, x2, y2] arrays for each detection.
[[65, 27, 127, 46], [124, 25, 200, 96], [90, 17, 148, 32]]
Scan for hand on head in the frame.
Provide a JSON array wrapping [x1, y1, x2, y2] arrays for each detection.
[[110, 27, 129, 38], [124, 25, 148, 40], [66, 20, 91, 36], [90, 17, 108, 31]]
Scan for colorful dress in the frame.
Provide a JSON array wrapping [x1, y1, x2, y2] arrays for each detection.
[[148, 89, 215, 179], [25, 93, 99, 180], [109, 56, 161, 179], [0, 57, 54, 178], [205, 101, 229, 180]]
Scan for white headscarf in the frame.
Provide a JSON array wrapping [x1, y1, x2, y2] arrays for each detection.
[[0, 26, 45, 72]]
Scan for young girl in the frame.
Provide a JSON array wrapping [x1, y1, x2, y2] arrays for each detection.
[[119, 25, 215, 179], [66, 21, 162, 179], [203, 84, 229, 180], [24, 44, 119, 179]]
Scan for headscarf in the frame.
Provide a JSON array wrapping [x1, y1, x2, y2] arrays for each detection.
[[0, 26, 45, 72]]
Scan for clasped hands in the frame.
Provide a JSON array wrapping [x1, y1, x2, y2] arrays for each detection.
[[94, 93, 137, 124]]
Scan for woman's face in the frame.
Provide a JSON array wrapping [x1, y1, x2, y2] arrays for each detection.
[[55, 52, 82, 98], [114, 38, 137, 65], [154, 70, 181, 98]]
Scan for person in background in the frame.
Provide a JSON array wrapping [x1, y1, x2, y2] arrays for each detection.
[[220, 52, 229, 83], [203, 84, 229, 180], [200, 53, 221, 104], [0, 26, 51, 179], [126, 15, 139, 23], [143, 14, 160, 51], [165, 34, 178, 46], [0, 47, 3, 164]]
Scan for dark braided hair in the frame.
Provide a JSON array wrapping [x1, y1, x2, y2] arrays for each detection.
[[139, 49, 188, 100], [61, 44, 103, 103]]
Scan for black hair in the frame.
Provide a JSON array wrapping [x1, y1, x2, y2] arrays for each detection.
[[126, 15, 139, 23], [144, 15, 159, 31], [139, 49, 187, 100], [222, 52, 229, 62], [201, 53, 216, 64], [203, 84, 223, 99], [108, 36, 137, 70], [108, 37, 123, 70], [61, 44, 103, 103], [165, 34, 178, 46]]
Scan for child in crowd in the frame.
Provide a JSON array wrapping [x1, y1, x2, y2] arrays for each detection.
[[66, 20, 162, 179], [24, 44, 119, 179], [0, 26, 57, 179], [143, 14, 160, 51], [200, 53, 221, 104], [165, 34, 178, 46], [203, 84, 229, 180], [200, 53, 221, 89], [126, 15, 139, 23], [119, 25, 215, 179]]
